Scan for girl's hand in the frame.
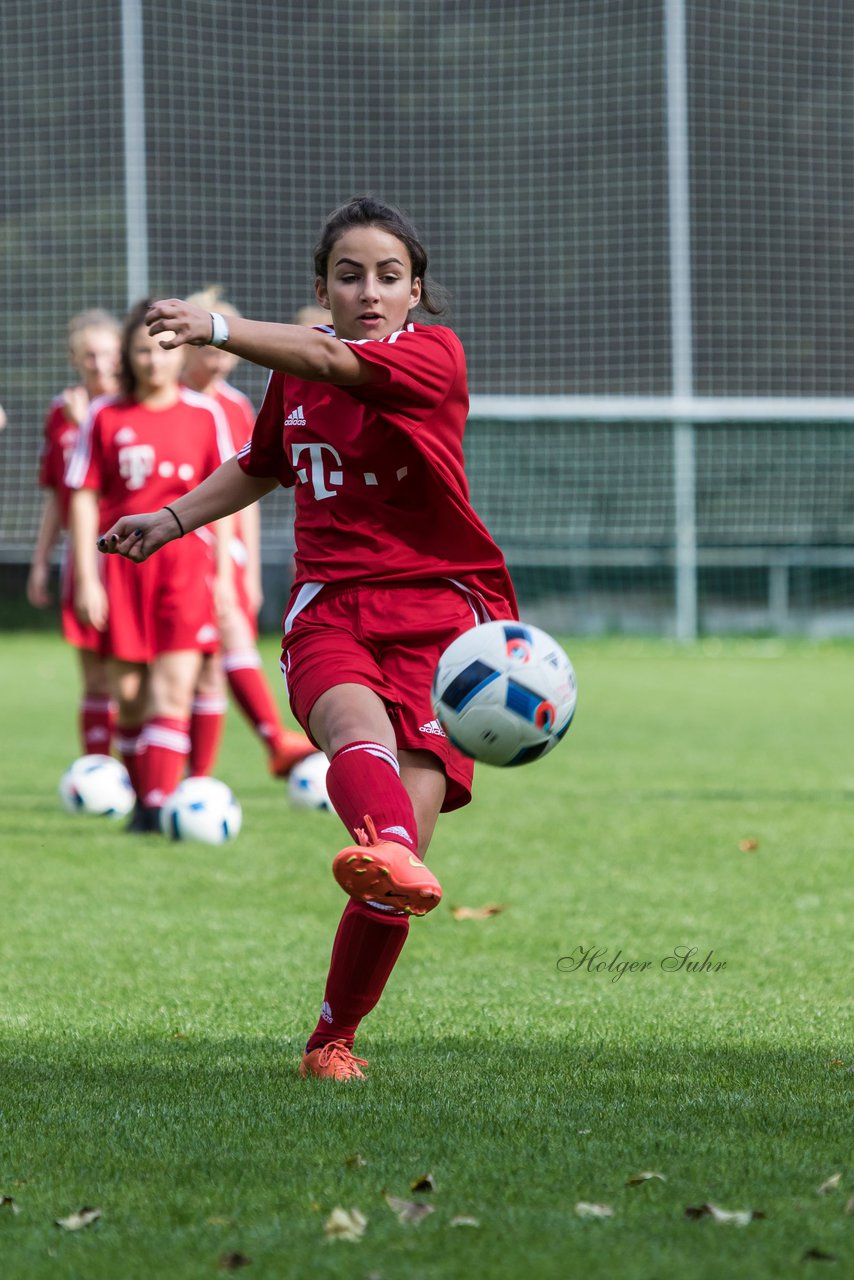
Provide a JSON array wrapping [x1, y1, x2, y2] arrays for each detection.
[[74, 578, 108, 631], [97, 510, 182, 562], [146, 299, 213, 349], [213, 570, 237, 625], [26, 561, 52, 608], [62, 385, 90, 425]]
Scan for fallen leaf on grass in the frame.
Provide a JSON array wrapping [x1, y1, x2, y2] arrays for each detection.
[[449, 1215, 481, 1228], [739, 838, 759, 852], [845, 1195, 854, 1216], [55, 1207, 101, 1232], [344, 1153, 367, 1169], [801, 1248, 838, 1263], [451, 904, 506, 921], [1, 1195, 21, 1215], [575, 1202, 614, 1219], [827, 1059, 846, 1068], [218, 1253, 252, 1271], [626, 1171, 667, 1186], [410, 1173, 436, 1193], [684, 1202, 765, 1226], [207, 1216, 234, 1226], [323, 1206, 367, 1242], [817, 1173, 842, 1195], [383, 1192, 434, 1226]]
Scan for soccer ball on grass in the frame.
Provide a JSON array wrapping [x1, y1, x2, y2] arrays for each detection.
[[431, 621, 577, 766], [160, 776, 242, 844], [288, 751, 333, 811], [59, 754, 135, 818]]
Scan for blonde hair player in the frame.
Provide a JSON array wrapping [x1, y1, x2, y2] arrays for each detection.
[[181, 286, 313, 780], [27, 310, 121, 755], [99, 196, 518, 1074]]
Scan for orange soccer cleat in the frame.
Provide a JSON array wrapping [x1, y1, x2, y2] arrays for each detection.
[[299, 1039, 368, 1081], [332, 815, 443, 916], [268, 728, 317, 778]]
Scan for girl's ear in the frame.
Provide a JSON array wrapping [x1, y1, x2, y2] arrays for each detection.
[[409, 276, 422, 310], [314, 277, 331, 309]]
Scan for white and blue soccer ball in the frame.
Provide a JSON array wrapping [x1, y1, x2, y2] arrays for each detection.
[[59, 754, 135, 818], [288, 751, 333, 811], [160, 776, 242, 844], [431, 621, 577, 767]]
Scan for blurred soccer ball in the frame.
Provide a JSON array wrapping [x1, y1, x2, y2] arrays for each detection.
[[58, 753, 135, 818], [160, 776, 242, 844], [287, 752, 332, 811], [431, 621, 577, 767]]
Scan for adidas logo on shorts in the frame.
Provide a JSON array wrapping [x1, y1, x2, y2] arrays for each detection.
[[418, 719, 446, 738]]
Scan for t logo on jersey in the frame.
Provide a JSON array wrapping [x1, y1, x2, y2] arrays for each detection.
[[291, 441, 343, 501], [118, 443, 156, 491]]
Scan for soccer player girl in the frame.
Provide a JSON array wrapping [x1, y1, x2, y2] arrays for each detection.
[[66, 299, 236, 832], [27, 310, 122, 755], [181, 287, 314, 781], [98, 196, 519, 1075]]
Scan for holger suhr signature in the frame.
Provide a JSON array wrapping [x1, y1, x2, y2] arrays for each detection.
[[557, 945, 727, 983]]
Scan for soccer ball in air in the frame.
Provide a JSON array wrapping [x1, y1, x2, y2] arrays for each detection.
[[431, 621, 577, 767], [160, 777, 242, 844], [59, 754, 135, 818], [288, 752, 333, 811]]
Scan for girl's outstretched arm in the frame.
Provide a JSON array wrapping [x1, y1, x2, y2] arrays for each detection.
[[146, 299, 368, 385], [98, 456, 278, 563]]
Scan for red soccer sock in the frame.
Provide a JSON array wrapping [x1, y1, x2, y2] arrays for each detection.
[[80, 696, 115, 756], [139, 716, 191, 808], [306, 900, 410, 1051], [189, 693, 227, 776], [114, 722, 144, 799], [325, 741, 418, 852], [223, 651, 285, 753]]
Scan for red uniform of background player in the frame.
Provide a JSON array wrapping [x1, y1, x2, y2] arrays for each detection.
[[181, 287, 313, 781], [27, 311, 122, 755], [67, 299, 235, 831], [99, 197, 518, 1074]]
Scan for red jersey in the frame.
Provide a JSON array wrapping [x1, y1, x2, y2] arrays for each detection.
[[236, 323, 518, 622], [38, 397, 81, 526], [65, 388, 234, 531]]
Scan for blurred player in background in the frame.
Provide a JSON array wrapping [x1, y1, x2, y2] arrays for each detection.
[[99, 196, 518, 1074], [27, 310, 121, 755], [67, 300, 235, 832], [181, 286, 314, 779]]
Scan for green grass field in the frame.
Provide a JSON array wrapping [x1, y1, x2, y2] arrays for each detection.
[[1, 632, 851, 1280]]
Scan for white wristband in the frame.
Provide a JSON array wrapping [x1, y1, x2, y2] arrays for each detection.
[[209, 311, 230, 347]]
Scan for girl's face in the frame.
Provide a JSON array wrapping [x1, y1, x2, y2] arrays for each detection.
[[182, 342, 238, 392], [70, 327, 120, 398], [315, 225, 421, 341], [127, 324, 184, 398]]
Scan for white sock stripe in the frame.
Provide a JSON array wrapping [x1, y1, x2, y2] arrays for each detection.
[[222, 649, 262, 672], [337, 741, 400, 774], [142, 725, 191, 753], [365, 899, 409, 915], [192, 696, 228, 714], [81, 696, 112, 712], [115, 734, 144, 754]]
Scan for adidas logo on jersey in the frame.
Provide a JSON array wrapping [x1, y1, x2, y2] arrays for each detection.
[[285, 404, 307, 427], [418, 719, 447, 737]]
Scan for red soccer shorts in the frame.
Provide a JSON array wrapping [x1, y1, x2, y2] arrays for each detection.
[[280, 580, 484, 812], [98, 532, 219, 663]]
